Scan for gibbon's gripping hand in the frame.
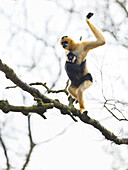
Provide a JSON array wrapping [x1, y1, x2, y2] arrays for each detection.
[[86, 12, 94, 19], [80, 60, 86, 73]]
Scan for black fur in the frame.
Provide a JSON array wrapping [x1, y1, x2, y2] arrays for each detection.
[[86, 12, 94, 19], [65, 51, 92, 87], [79, 73, 93, 83], [61, 36, 68, 40]]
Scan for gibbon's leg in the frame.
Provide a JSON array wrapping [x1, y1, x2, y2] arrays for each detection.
[[68, 84, 78, 99], [77, 80, 92, 113]]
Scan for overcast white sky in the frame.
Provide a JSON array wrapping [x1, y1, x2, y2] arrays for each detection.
[[0, 0, 128, 170]]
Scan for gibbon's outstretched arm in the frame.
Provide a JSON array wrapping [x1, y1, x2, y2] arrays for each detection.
[[84, 13, 106, 51], [60, 13, 106, 62]]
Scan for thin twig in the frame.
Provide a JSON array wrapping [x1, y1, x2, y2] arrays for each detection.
[[22, 115, 35, 170], [104, 103, 128, 121], [0, 134, 10, 170]]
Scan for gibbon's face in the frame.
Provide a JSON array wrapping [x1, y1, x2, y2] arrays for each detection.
[[67, 51, 77, 63], [60, 36, 72, 50]]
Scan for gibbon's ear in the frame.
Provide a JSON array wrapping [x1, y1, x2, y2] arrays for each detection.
[[86, 12, 94, 19]]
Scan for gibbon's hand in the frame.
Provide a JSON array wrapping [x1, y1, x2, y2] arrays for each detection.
[[86, 12, 94, 19]]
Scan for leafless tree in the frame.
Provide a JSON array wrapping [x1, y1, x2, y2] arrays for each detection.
[[0, 0, 128, 169]]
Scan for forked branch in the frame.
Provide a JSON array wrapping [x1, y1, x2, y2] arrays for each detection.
[[0, 59, 128, 145]]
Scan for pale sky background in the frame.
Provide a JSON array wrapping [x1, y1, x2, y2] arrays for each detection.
[[0, 0, 128, 170]]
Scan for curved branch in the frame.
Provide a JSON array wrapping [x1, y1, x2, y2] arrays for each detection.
[[6, 80, 69, 96], [0, 59, 128, 145], [22, 115, 35, 170], [78, 113, 128, 145], [104, 104, 128, 121], [116, 0, 128, 17], [0, 59, 52, 104], [29, 81, 69, 95]]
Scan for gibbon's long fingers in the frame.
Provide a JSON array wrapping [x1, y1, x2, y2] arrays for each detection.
[[68, 85, 78, 99]]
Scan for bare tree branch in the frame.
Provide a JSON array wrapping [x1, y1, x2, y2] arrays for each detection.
[[5, 80, 69, 96], [116, 0, 128, 17], [104, 103, 128, 121], [29, 81, 69, 95], [22, 115, 73, 169], [0, 100, 53, 119], [22, 115, 35, 170], [0, 134, 10, 170], [0, 59, 51, 104], [0, 59, 128, 144]]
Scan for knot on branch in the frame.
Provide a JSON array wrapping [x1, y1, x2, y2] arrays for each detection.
[[34, 98, 44, 106], [0, 100, 10, 113], [33, 98, 54, 118]]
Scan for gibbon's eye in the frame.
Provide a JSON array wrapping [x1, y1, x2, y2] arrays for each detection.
[[62, 41, 68, 48]]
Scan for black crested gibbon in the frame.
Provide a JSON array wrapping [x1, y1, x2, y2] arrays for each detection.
[[60, 12, 106, 113], [65, 51, 93, 87]]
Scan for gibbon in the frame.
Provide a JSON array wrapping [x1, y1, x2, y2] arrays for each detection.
[[60, 13, 106, 113], [65, 51, 93, 87]]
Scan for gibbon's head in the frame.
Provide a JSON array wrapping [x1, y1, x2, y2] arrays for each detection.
[[67, 51, 77, 63], [60, 36, 75, 50]]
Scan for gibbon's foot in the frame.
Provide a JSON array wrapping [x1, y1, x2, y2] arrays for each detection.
[[86, 12, 94, 19], [82, 110, 88, 115], [68, 95, 75, 105], [68, 95, 72, 101], [80, 108, 85, 113]]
